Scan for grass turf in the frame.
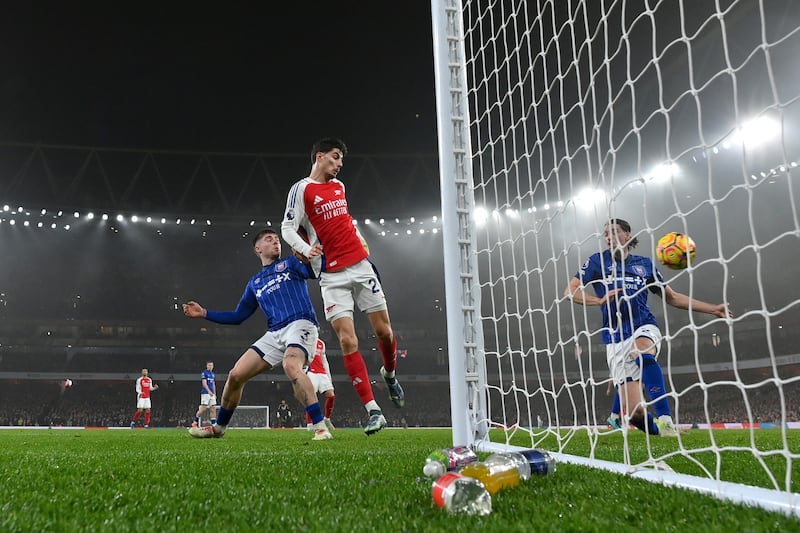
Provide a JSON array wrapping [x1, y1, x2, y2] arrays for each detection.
[[1, 428, 798, 532]]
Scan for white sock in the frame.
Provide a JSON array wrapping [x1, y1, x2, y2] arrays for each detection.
[[364, 400, 380, 413]]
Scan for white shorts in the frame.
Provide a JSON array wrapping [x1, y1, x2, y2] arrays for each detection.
[[307, 370, 334, 394], [251, 319, 318, 367], [199, 394, 217, 407], [136, 398, 152, 409], [319, 259, 388, 322], [606, 324, 662, 385]]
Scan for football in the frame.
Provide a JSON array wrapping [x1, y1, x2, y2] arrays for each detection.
[[656, 232, 696, 269], [64, 378, 73, 388]]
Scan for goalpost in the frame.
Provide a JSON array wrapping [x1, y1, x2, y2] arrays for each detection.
[[432, 0, 800, 517]]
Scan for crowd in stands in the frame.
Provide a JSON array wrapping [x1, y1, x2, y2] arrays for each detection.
[[2, 372, 797, 429]]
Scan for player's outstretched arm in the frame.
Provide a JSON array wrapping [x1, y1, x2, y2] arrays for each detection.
[[183, 301, 207, 318], [564, 277, 621, 306], [662, 286, 732, 318]]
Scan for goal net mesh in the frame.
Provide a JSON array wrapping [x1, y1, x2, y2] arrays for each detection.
[[226, 405, 270, 429], [434, 0, 800, 513]]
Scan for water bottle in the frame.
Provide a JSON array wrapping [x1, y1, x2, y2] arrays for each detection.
[[431, 472, 492, 515], [459, 449, 556, 494], [422, 446, 479, 478]]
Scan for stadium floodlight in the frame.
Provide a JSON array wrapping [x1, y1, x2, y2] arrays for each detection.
[[734, 116, 780, 147], [645, 162, 679, 183]]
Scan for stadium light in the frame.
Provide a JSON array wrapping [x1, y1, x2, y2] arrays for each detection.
[[644, 162, 678, 183], [473, 206, 488, 226], [735, 116, 780, 147]]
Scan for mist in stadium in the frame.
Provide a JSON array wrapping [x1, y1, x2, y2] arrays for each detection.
[[2, 0, 800, 528]]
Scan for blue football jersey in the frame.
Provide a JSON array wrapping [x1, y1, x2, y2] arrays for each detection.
[[205, 256, 318, 332], [575, 250, 665, 343], [201, 369, 215, 395]]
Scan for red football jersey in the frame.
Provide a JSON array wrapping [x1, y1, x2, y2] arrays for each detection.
[[136, 376, 154, 398], [282, 177, 368, 272]]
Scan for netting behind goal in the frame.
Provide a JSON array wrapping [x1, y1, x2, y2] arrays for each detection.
[[226, 406, 270, 429], [432, 0, 800, 516]]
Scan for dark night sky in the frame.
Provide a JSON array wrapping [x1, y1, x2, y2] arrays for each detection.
[[1, 3, 439, 154]]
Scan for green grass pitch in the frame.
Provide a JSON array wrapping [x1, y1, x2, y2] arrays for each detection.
[[1, 428, 798, 532]]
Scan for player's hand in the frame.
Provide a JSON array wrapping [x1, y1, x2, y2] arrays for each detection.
[[306, 244, 323, 258], [152, 384, 159, 391], [712, 303, 733, 319], [182, 301, 206, 318]]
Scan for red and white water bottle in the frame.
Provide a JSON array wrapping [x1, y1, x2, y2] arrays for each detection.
[[431, 472, 492, 515]]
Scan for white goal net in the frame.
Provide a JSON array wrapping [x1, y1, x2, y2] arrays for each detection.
[[226, 405, 270, 429], [432, 0, 800, 517]]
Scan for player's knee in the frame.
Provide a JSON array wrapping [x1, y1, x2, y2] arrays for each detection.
[[227, 368, 247, 388], [337, 332, 358, 353]]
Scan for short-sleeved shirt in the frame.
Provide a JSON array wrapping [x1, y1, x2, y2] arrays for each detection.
[[575, 250, 665, 344]]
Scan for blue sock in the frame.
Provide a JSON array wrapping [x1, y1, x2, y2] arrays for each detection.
[[640, 354, 670, 417], [611, 387, 621, 416], [306, 402, 324, 425], [210, 418, 217, 425], [194, 416, 200, 425], [217, 407, 235, 427]]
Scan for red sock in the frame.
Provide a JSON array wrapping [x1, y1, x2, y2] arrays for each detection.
[[145, 412, 151, 426], [132, 412, 140, 422], [343, 352, 375, 405], [325, 395, 336, 418], [379, 337, 397, 373], [306, 413, 312, 425]]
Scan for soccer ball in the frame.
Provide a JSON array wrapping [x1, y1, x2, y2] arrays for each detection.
[[656, 232, 696, 270], [64, 379, 73, 388]]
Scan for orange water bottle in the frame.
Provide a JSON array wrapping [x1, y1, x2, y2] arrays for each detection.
[[459, 449, 555, 494]]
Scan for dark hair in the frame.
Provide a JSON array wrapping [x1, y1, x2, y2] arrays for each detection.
[[311, 137, 348, 163], [252, 228, 277, 247], [606, 218, 639, 249]]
